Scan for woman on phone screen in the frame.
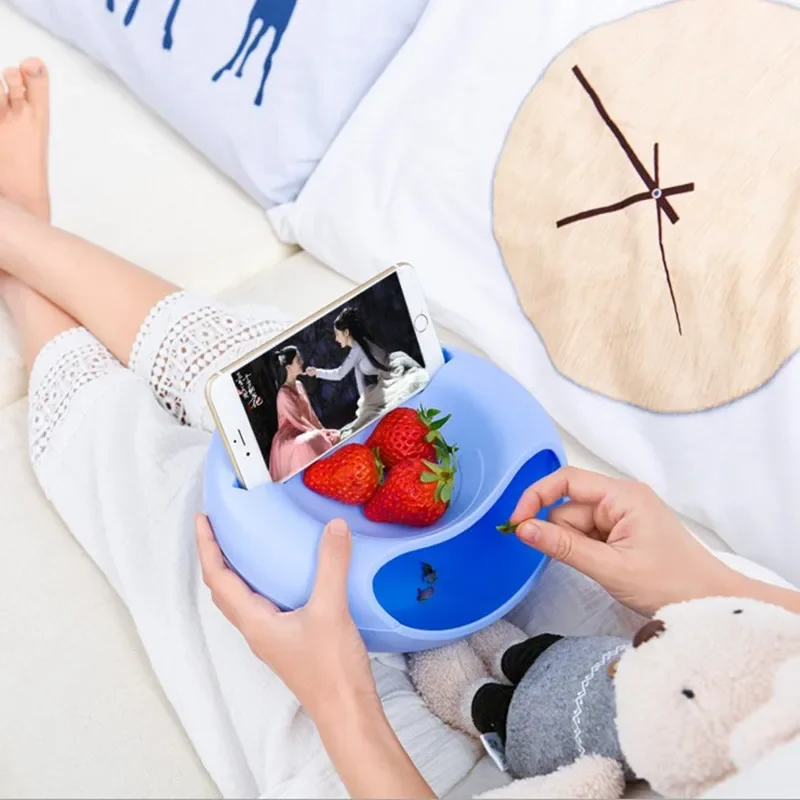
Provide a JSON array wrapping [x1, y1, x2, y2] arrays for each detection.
[[305, 307, 428, 435], [268, 345, 339, 481]]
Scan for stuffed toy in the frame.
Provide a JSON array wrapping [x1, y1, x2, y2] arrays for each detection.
[[409, 596, 800, 798]]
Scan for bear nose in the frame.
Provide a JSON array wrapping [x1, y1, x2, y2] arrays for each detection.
[[633, 618, 666, 648]]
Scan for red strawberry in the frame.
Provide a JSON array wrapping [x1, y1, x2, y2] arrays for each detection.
[[366, 406, 455, 469], [364, 455, 455, 527], [303, 444, 383, 505]]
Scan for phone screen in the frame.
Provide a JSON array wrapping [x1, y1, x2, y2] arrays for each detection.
[[232, 271, 432, 482]]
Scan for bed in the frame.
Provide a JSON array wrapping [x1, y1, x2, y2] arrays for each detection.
[[0, 3, 790, 798]]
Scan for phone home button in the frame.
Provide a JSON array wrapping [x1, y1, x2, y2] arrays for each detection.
[[414, 314, 429, 333]]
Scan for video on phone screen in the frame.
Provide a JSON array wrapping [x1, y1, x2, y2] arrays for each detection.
[[232, 272, 431, 482]]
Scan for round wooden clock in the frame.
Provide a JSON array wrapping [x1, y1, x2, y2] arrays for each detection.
[[493, 0, 800, 412]]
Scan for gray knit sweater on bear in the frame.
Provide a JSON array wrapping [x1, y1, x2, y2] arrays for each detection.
[[505, 635, 634, 780]]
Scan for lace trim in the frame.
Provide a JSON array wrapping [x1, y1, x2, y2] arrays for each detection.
[[29, 329, 119, 465], [129, 291, 286, 426], [128, 291, 186, 375]]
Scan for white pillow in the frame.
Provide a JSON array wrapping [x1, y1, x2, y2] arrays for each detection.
[[271, 0, 800, 586], [9, 0, 429, 206]]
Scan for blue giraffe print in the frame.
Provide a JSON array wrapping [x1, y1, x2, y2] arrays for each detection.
[[106, 0, 183, 50], [212, 0, 298, 107]]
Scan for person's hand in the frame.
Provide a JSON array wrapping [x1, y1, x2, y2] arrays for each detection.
[[196, 514, 377, 724], [509, 467, 738, 616], [305, 366, 318, 377]]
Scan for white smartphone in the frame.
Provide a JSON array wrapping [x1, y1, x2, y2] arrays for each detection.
[[206, 263, 445, 489]]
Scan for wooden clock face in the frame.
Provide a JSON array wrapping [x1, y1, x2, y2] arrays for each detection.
[[493, 0, 800, 412]]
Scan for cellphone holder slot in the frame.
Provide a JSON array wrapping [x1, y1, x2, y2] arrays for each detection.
[[203, 347, 566, 653]]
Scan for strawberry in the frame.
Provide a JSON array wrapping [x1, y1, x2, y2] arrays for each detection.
[[303, 444, 383, 505], [364, 455, 456, 527], [366, 406, 455, 469]]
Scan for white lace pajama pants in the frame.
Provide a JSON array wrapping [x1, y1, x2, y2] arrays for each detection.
[[28, 292, 644, 799]]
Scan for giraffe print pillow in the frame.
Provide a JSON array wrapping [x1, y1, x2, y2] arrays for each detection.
[[9, 0, 429, 206]]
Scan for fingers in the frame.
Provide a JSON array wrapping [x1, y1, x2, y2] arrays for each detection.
[[510, 466, 618, 524], [516, 517, 615, 580], [548, 501, 598, 535], [309, 519, 353, 614], [196, 514, 276, 627]]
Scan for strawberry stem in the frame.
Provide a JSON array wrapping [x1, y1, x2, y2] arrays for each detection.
[[497, 520, 519, 534]]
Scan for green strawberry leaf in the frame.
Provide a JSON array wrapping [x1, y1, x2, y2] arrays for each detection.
[[434, 483, 443, 503], [426, 408, 441, 418], [372, 448, 385, 483], [440, 483, 453, 504], [420, 471, 439, 483], [433, 438, 458, 460], [422, 460, 441, 473], [428, 414, 452, 432]]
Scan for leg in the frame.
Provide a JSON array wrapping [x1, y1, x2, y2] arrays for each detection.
[[0, 60, 50, 222], [124, 0, 140, 26], [471, 682, 515, 742], [255, 28, 284, 105], [0, 276, 76, 370], [0, 60, 77, 368], [0, 203, 288, 425], [468, 619, 527, 682], [0, 197, 179, 369], [3, 57, 448, 800], [500, 634, 563, 685], [212, 14, 257, 81], [238, 21, 268, 78], [0, 60, 287, 429], [163, 0, 182, 50], [409, 640, 490, 738]]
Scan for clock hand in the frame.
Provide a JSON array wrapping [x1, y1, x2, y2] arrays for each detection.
[[556, 182, 694, 228], [654, 142, 682, 335], [557, 190, 651, 228], [571, 65, 680, 224]]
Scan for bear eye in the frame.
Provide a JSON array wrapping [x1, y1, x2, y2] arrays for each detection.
[[682, 689, 696, 699], [733, 609, 743, 614]]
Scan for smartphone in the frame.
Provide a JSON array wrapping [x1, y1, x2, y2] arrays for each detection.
[[206, 263, 445, 488]]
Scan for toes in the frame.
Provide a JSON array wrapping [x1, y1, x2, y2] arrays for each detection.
[[0, 80, 8, 121], [3, 68, 25, 114], [21, 59, 48, 115]]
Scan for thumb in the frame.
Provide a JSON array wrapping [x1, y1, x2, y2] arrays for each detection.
[[517, 519, 612, 581], [310, 519, 353, 613]]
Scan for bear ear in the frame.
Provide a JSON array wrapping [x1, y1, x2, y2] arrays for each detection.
[[632, 618, 665, 649], [729, 656, 800, 771]]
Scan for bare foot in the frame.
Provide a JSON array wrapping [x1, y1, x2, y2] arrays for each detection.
[[0, 59, 50, 223]]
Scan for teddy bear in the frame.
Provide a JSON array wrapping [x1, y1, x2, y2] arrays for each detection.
[[409, 596, 800, 798]]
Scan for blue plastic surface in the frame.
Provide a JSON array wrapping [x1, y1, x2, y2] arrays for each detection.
[[203, 347, 566, 653]]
